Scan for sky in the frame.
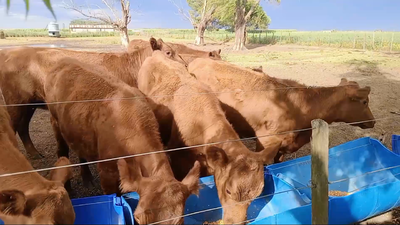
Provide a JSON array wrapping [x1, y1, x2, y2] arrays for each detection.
[[0, 0, 399, 31]]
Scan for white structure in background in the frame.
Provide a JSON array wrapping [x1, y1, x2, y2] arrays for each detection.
[[48, 22, 61, 37], [69, 24, 115, 33]]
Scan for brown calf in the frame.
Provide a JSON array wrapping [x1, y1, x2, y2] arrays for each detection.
[[0, 89, 75, 224], [138, 51, 271, 224], [188, 58, 375, 163], [0, 38, 182, 160], [44, 57, 200, 224], [128, 39, 222, 63]]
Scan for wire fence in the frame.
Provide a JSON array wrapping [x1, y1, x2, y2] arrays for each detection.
[[0, 83, 399, 224], [1, 116, 399, 179], [0, 84, 360, 107]]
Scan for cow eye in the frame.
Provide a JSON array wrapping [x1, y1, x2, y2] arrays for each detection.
[[226, 189, 231, 195], [362, 100, 368, 106], [166, 51, 172, 56]]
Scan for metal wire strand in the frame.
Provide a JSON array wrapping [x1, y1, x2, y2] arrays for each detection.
[[0, 84, 360, 108]]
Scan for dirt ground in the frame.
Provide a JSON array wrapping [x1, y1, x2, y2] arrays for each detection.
[[1, 37, 400, 224]]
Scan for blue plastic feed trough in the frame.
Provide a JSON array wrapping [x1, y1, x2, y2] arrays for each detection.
[[71, 194, 132, 224], [257, 136, 400, 224], [122, 136, 400, 224]]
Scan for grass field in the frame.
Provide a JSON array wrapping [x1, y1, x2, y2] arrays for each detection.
[[1, 28, 400, 51]]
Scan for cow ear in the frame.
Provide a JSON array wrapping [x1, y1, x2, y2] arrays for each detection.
[[0, 190, 27, 215], [355, 86, 371, 99], [117, 159, 150, 194], [181, 161, 201, 196], [339, 78, 348, 86], [252, 66, 263, 73], [205, 146, 228, 171], [157, 38, 164, 50], [149, 37, 159, 51]]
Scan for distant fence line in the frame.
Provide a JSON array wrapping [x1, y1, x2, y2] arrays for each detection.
[[0, 28, 399, 52]]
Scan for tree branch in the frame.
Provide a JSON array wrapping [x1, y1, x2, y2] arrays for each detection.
[[63, 0, 133, 30], [63, 0, 114, 25], [101, 0, 119, 21], [201, 0, 207, 20], [168, 0, 195, 27], [203, 5, 216, 22], [245, 0, 261, 21], [91, 3, 113, 23]]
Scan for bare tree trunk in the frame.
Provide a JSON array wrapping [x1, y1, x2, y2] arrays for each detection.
[[195, 23, 206, 45], [233, 22, 246, 50], [119, 27, 129, 48], [233, 0, 246, 51], [233, 0, 260, 51]]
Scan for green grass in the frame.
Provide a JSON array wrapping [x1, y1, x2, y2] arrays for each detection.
[[1, 28, 399, 51]]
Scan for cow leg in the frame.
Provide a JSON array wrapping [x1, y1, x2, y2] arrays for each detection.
[[98, 162, 120, 195], [6, 105, 41, 157], [274, 152, 285, 163], [79, 158, 94, 187], [166, 120, 185, 149], [17, 106, 43, 159], [50, 116, 70, 158], [256, 128, 283, 164]]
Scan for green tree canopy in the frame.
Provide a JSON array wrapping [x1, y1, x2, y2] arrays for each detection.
[[213, 0, 271, 30], [186, 0, 220, 25]]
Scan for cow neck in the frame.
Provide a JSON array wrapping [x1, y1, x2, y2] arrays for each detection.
[[138, 149, 176, 180], [117, 46, 153, 87], [0, 139, 48, 191], [289, 86, 346, 125], [219, 139, 250, 157], [207, 119, 250, 157], [171, 43, 205, 56]]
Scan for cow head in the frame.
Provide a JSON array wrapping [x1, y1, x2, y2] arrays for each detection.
[[0, 157, 75, 224], [117, 159, 200, 225], [204, 147, 264, 224], [336, 78, 375, 128], [149, 38, 188, 67], [208, 49, 222, 60]]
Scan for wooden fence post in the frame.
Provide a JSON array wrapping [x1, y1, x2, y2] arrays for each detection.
[[390, 32, 394, 52], [372, 32, 375, 50], [311, 119, 329, 225], [363, 33, 366, 50]]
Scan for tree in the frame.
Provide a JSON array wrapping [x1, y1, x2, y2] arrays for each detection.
[[170, 0, 218, 45], [63, 0, 131, 47], [226, 0, 278, 51], [212, 0, 271, 48], [214, 1, 270, 30]]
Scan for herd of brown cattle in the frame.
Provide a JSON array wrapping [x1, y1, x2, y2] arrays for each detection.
[[0, 37, 375, 224]]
